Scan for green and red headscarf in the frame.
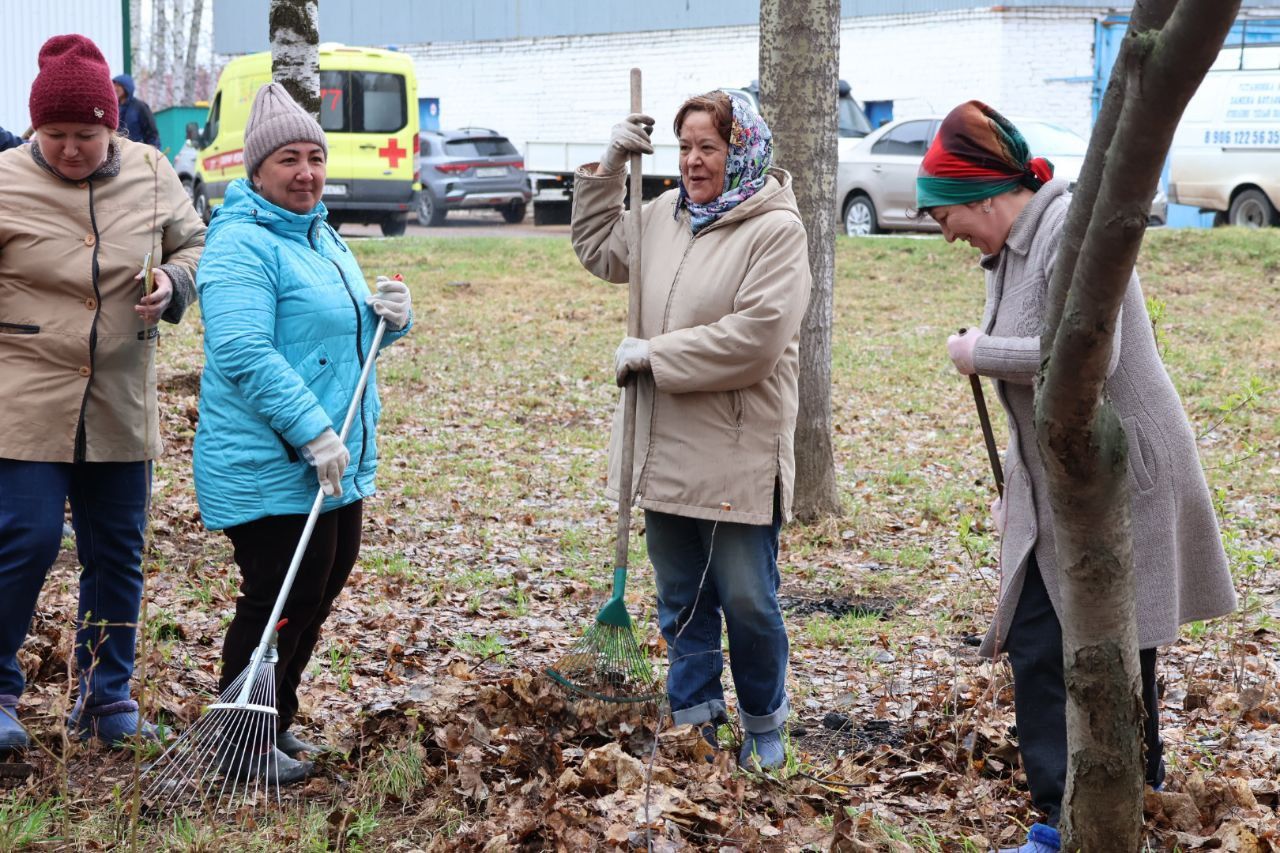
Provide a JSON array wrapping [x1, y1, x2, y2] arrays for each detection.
[[916, 100, 1054, 209]]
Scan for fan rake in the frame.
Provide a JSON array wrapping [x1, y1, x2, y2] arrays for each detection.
[[545, 69, 659, 706], [125, 317, 389, 816]]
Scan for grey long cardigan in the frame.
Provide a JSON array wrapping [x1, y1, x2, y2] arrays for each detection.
[[972, 180, 1237, 656]]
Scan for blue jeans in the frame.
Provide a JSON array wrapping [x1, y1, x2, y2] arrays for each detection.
[[645, 497, 789, 734], [0, 459, 149, 705]]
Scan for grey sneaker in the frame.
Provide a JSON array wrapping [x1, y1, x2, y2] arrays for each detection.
[[276, 729, 324, 758], [738, 728, 786, 771], [219, 742, 313, 785], [0, 699, 28, 753]]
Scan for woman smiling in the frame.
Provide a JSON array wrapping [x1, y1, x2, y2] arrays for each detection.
[[573, 92, 810, 770]]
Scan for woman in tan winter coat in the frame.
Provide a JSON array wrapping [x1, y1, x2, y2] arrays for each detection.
[[573, 92, 810, 770], [0, 35, 205, 753], [917, 100, 1237, 853]]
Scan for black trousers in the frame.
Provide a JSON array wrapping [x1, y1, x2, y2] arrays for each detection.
[[1004, 554, 1164, 828], [220, 500, 363, 732]]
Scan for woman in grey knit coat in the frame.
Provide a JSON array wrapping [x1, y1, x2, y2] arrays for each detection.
[[917, 101, 1237, 853]]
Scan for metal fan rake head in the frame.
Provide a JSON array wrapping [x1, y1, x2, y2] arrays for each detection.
[[126, 640, 292, 815]]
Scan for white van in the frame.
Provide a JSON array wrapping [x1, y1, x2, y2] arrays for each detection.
[[1168, 69, 1280, 226]]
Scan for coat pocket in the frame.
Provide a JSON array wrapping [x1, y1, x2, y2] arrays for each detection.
[[728, 389, 744, 432], [0, 322, 39, 335], [297, 342, 336, 385], [1121, 415, 1157, 493]]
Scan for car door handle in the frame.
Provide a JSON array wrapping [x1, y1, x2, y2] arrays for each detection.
[[872, 165, 884, 172], [358, 144, 377, 150]]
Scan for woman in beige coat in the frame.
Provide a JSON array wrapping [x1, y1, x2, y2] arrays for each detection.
[[0, 35, 205, 752], [918, 100, 1237, 853], [573, 92, 810, 770]]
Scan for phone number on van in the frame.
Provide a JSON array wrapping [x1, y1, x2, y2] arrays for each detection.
[[1204, 128, 1280, 146]]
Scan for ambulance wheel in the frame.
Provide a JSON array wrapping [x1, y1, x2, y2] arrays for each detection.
[[415, 191, 446, 227], [380, 214, 408, 237], [193, 184, 211, 224]]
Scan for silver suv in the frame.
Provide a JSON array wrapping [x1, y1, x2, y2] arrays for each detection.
[[416, 128, 532, 226]]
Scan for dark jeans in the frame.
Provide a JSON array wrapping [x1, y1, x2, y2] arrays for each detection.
[[0, 459, 150, 705], [220, 501, 363, 732], [645, 493, 789, 734], [1005, 554, 1165, 827]]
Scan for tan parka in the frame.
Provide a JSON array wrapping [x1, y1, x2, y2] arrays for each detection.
[[0, 138, 205, 462], [972, 181, 1237, 655], [573, 168, 811, 525]]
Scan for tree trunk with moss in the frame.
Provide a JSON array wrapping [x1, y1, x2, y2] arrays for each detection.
[[269, 0, 320, 119], [1036, 1, 1240, 848], [758, 0, 841, 521]]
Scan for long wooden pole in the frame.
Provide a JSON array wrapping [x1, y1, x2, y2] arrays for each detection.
[[614, 68, 643, 570]]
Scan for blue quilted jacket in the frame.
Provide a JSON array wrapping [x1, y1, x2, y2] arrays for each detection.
[[193, 179, 410, 530]]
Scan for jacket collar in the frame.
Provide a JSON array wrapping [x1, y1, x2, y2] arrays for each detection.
[[213, 178, 329, 243], [981, 180, 1068, 269], [29, 139, 122, 183]]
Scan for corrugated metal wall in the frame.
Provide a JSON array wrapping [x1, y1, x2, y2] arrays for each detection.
[[214, 0, 1280, 56], [2, 6, 125, 133]]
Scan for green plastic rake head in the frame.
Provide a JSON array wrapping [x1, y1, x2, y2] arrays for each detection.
[[545, 567, 660, 703]]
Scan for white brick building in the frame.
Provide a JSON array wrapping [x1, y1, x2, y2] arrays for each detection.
[[398, 6, 1103, 153], [212, 1, 1280, 155]]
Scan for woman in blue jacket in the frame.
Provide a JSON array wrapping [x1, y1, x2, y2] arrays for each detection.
[[194, 84, 412, 783]]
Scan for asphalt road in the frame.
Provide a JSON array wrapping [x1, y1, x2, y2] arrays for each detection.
[[338, 208, 570, 239]]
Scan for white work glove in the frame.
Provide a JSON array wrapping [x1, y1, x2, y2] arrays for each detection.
[[597, 113, 655, 176], [947, 327, 984, 375], [991, 496, 1006, 534], [614, 336, 651, 387], [366, 275, 412, 330], [298, 427, 349, 497]]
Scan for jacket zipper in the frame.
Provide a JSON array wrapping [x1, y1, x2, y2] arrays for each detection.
[[74, 182, 105, 463], [636, 231, 698, 498], [312, 220, 370, 483]]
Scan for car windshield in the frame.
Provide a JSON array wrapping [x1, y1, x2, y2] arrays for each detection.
[[1019, 121, 1088, 157], [444, 137, 518, 157]]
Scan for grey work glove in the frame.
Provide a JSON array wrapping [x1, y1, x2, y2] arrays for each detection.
[[991, 496, 1006, 534], [366, 275, 412, 330], [299, 427, 349, 497], [614, 336, 651, 387], [597, 113, 655, 176]]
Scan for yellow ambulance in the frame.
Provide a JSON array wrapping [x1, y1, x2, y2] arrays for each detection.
[[186, 44, 419, 235]]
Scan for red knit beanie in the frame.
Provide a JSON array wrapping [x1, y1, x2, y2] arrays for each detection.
[[28, 35, 119, 131]]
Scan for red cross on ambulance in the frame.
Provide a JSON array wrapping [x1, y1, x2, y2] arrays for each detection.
[[379, 137, 407, 169]]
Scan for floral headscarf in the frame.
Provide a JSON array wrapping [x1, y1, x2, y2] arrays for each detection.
[[676, 94, 774, 234], [915, 100, 1054, 209]]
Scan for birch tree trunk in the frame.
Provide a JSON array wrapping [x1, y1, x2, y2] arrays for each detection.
[[183, 0, 205, 104], [151, 0, 169, 105], [169, 0, 187, 109], [129, 0, 143, 80], [270, 0, 321, 119], [758, 0, 841, 521], [1035, 1, 1240, 848]]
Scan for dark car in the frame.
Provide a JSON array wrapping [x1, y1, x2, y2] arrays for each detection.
[[416, 128, 532, 226]]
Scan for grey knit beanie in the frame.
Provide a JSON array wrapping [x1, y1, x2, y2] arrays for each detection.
[[243, 82, 328, 181]]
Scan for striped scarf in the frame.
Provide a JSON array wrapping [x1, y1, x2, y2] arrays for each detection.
[[916, 100, 1053, 209]]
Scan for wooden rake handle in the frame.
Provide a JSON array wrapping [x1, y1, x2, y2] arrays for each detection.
[[959, 327, 1004, 499], [614, 68, 643, 572]]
